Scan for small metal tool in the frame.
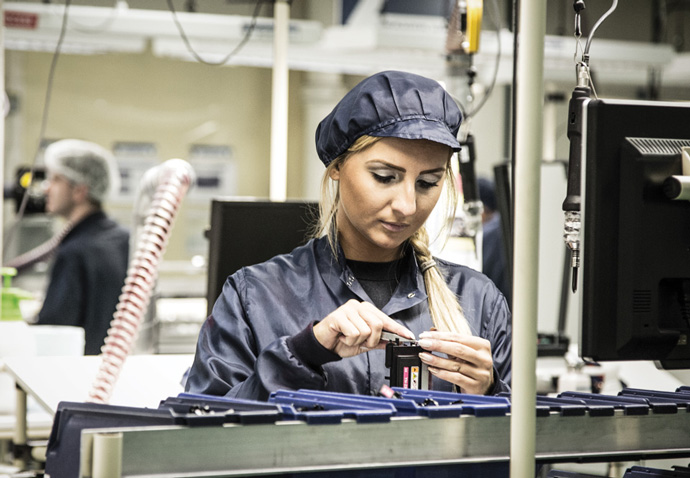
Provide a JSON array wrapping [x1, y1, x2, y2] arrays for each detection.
[[380, 331, 417, 344]]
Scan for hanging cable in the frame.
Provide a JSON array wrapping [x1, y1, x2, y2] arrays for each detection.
[[5, 222, 73, 273], [465, 0, 503, 120], [3, 0, 73, 261], [561, 0, 619, 293], [166, 0, 265, 67], [574, 0, 618, 101], [583, 0, 619, 64]]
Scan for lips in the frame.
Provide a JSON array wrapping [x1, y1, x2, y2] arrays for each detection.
[[380, 221, 409, 233]]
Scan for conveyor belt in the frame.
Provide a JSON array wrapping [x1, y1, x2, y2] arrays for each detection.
[[46, 387, 690, 478]]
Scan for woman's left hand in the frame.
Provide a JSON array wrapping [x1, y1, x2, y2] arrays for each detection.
[[416, 331, 494, 395]]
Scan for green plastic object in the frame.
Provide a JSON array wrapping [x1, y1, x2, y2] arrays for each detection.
[[1, 267, 33, 321]]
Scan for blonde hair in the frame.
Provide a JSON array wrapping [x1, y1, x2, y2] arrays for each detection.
[[312, 135, 472, 336]]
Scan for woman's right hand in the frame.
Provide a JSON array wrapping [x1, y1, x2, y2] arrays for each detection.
[[312, 299, 415, 358]]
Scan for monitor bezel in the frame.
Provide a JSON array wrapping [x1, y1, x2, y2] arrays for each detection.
[[579, 98, 690, 369]]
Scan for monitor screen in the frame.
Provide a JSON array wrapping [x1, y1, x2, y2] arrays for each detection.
[[580, 98, 690, 369], [206, 199, 319, 315]]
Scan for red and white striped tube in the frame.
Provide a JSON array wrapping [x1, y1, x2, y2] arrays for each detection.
[[87, 159, 195, 404]]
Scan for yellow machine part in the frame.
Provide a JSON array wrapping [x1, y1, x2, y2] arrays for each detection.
[[19, 171, 32, 189], [466, 0, 483, 54]]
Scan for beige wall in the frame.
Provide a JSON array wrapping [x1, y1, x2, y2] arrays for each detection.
[[4, 48, 308, 267], [5, 48, 310, 196]]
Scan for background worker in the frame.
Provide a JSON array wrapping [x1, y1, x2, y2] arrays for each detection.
[[478, 176, 511, 308], [35, 139, 129, 355]]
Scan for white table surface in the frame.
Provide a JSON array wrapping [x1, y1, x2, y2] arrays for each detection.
[[1, 354, 194, 414]]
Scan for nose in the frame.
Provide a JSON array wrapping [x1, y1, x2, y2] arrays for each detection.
[[390, 181, 417, 217]]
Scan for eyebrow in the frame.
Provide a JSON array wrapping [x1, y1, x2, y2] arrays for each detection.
[[367, 160, 446, 175]]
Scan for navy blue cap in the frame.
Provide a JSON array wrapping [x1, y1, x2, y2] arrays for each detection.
[[315, 70, 463, 167]]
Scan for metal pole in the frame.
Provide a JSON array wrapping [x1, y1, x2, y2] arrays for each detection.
[[13, 385, 27, 469], [91, 432, 123, 478], [510, 0, 545, 476], [0, 0, 5, 274], [269, 0, 290, 202]]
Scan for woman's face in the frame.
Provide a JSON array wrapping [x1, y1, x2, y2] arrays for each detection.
[[331, 137, 451, 262]]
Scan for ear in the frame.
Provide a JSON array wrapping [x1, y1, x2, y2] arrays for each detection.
[[329, 165, 340, 181], [71, 183, 90, 203]]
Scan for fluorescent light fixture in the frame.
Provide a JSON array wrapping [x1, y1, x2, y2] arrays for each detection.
[[3, 2, 321, 55], [2, 2, 683, 87]]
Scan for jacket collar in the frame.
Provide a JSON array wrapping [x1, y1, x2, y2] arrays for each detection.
[[312, 236, 429, 315], [63, 210, 107, 242]]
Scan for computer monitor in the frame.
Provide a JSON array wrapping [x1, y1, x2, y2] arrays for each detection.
[[205, 199, 319, 315], [580, 98, 690, 369]]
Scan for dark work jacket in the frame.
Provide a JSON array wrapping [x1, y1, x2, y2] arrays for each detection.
[[483, 213, 512, 308], [185, 236, 512, 401], [36, 211, 129, 355]]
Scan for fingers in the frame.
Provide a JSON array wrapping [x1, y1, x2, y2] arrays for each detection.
[[417, 331, 495, 395], [418, 331, 492, 366], [328, 306, 375, 347], [419, 353, 494, 394], [313, 300, 414, 358], [380, 319, 416, 342]]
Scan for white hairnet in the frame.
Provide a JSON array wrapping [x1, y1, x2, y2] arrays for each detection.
[[44, 139, 120, 203]]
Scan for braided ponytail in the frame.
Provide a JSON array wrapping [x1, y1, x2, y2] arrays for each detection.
[[409, 227, 473, 336]]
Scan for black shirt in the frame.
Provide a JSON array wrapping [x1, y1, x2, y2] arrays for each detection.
[[346, 258, 403, 309]]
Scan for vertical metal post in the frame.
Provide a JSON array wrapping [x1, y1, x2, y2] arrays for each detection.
[[510, 0, 546, 476], [269, 0, 290, 202], [91, 433, 123, 478], [0, 0, 5, 272], [13, 385, 27, 469]]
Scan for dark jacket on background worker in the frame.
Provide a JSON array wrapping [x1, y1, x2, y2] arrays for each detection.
[[37, 211, 129, 355]]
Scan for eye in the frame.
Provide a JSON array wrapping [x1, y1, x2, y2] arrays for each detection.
[[417, 179, 440, 190], [372, 173, 395, 184]]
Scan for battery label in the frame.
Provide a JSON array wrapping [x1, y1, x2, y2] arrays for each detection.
[[411, 366, 419, 389], [386, 343, 428, 389]]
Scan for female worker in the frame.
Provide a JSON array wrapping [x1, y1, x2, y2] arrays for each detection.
[[185, 70, 511, 400]]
